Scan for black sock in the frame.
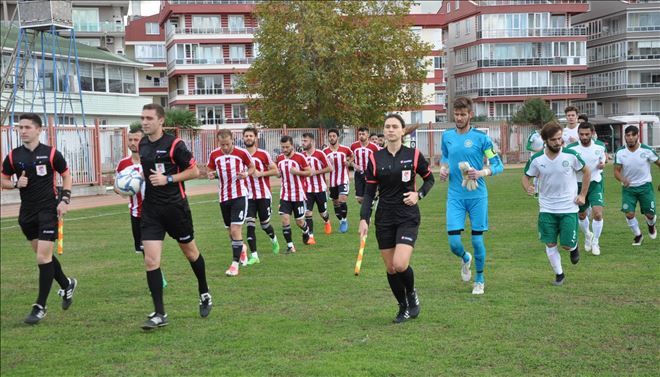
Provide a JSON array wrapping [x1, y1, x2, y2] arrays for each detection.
[[300, 222, 309, 234], [231, 239, 243, 262], [305, 215, 314, 234], [321, 212, 329, 223], [51, 256, 69, 289], [146, 268, 165, 315], [189, 254, 209, 295], [247, 225, 257, 252], [37, 261, 55, 307], [386, 272, 407, 306], [340, 203, 348, 220], [398, 266, 415, 294], [262, 223, 275, 239], [283, 225, 292, 243], [334, 204, 342, 220]]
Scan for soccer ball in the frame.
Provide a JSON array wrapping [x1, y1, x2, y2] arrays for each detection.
[[115, 168, 143, 196]]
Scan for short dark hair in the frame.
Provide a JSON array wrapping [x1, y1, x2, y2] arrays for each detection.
[[384, 113, 406, 128], [453, 96, 473, 111], [578, 122, 594, 133], [143, 103, 165, 119], [624, 125, 639, 136], [377, 133, 384, 138], [280, 135, 293, 144], [564, 105, 578, 115], [358, 127, 369, 133], [243, 127, 258, 136], [540, 121, 562, 142], [369, 132, 377, 138], [327, 128, 339, 136], [578, 114, 588, 122], [19, 113, 43, 127], [216, 129, 233, 139], [302, 132, 314, 139], [129, 127, 143, 134]]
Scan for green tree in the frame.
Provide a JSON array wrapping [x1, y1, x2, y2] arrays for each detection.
[[129, 121, 142, 132], [240, 0, 431, 128], [164, 109, 199, 129], [511, 97, 556, 127]]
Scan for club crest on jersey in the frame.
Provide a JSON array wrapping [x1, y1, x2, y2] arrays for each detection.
[[640, 152, 647, 159], [155, 163, 166, 173], [464, 139, 473, 148], [402, 170, 411, 182], [36, 164, 47, 176], [562, 161, 570, 167]]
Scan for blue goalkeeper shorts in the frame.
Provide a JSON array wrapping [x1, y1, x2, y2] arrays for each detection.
[[446, 197, 489, 232]]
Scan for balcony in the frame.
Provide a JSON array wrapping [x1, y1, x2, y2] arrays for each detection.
[[477, 27, 587, 38], [588, 83, 660, 93], [166, 26, 258, 42], [171, 88, 240, 96], [627, 25, 660, 32], [167, 57, 255, 70], [477, 57, 585, 67], [456, 85, 586, 96], [478, 0, 587, 5], [168, 0, 258, 4], [73, 22, 125, 33]]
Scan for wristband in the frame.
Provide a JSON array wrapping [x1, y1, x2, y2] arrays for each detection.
[[14, 181, 18, 189], [417, 191, 424, 200], [167, 175, 174, 184], [62, 197, 70, 204]]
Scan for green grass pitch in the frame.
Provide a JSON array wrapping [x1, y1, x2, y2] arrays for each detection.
[[1, 166, 658, 376]]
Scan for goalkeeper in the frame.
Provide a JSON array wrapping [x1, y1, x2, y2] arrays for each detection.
[[439, 97, 504, 295]]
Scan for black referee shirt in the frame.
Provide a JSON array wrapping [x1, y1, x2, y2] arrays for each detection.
[[1, 143, 68, 206], [139, 133, 196, 205]]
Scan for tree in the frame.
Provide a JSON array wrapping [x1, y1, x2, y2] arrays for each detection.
[[164, 109, 199, 129], [511, 98, 556, 127], [240, 0, 431, 128], [129, 121, 142, 132]]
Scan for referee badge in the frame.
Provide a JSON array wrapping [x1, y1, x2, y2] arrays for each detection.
[[402, 170, 411, 182], [155, 163, 166, 173], [36, 164, 47, 176]]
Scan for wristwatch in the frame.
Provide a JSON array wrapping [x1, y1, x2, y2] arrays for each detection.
[[166, 175, 174, 184], [62, 197, 70, 205], [13, 181, 18, 189]]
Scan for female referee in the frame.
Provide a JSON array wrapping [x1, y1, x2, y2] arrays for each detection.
[[358, 114, 435, 323]]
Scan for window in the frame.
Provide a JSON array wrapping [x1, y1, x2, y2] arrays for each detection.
[[196, 75, 224, 94], [611, 102, 619, 114], [232, 104, 247, 119], [434, 56, 443, 69], [78, 39, 101, 47], [435, 92, 445, 104], [228, 15, 245, 31], [72, 8, 99, 32], [108, 66, 122, 93], [79, 62, 93, 91], [411, 111, 423, 124], [135, 44, 166, 62], [122, 67, 135, 94], [145, 22, 159, 35], [455, 0, 460, 10], [192, 16, 220, 31], [230, 74, 241, 88], [93, 64, 106, 92], [229, 45, 246, 60], [197, 105, 225, 125], [465, 18, 472, 35], [198, 45, 222, 64]]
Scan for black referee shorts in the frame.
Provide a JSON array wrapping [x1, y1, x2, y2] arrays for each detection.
[[220, 196, 248, 227], [374, 206, 420, 250], [354, 171, 367, 197], [247, 198, 272, 223], [328, 184, 349, 200], [18, 202, 58, 241], [305, 191, 328, 213], [141, 200, 195, 243]]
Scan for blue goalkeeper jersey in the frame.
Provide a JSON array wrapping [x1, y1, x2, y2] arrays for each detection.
[[441, 127, 496, 199]]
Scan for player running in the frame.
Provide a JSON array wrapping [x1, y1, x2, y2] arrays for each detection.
[[523, 121, 590, 286], [243, 127, 280, 262], [207, 130, 255, 277], [302, 132, 333, 243], [359, 114, 435, 323], [566, 122, 607, 255], [323, 129, 353, 233], [614, 125, 659, 246], [276, 136, 312, 254], [439, 97, 504, 295], [350, 127, 380, 205]]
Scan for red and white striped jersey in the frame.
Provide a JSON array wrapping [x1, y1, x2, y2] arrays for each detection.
[[304, 149, 330, 193], [246, 148, 274, 200], [207, 146, 254, 202], [276, 152, 309, 202], [115, 156, 144, 218], [323, 145, 352, 187], [350, 141, 380, 172]]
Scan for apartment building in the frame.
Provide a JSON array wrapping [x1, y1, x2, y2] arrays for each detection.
[[572, 0, 660, 121], [441, 0, 589, 119]]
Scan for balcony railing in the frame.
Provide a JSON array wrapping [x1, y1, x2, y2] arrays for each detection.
[[170, 88, 241, 96], [477, 27, 587, 38], [627, 54, 660, 60], [627, 25, 660, 32], [476, 56, 585, 67], [588, 83, 660, 93], [168, 0, 258, 4], [456, 85, 586, 96], [478, 0, 587, 5], [74, 22, 125, 33], [170, 58, 255, 67], [168, 26, 258, 38]]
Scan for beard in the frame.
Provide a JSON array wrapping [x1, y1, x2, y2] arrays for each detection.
[[547, 144, 561, 153], [244, 140, 254, 147]]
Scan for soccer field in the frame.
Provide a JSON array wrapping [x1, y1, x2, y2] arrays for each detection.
[[1, 166, 658, 376]]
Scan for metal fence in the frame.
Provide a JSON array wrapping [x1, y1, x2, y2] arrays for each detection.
[[1, 123, 541, 187]]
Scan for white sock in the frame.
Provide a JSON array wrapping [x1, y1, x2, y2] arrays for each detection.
[[626, 217, 642, 236], [545, 245, 563, 275], [251, 252, 258, 258], [231, 261, 239, 268], [287, 242, 294, 248], [646, 215, 657, 226], [578, 217, 590, 234], [586, 207, 592, 219], [592, 219, 603, 244]]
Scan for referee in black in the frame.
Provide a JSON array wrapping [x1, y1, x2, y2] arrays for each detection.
[[1, 113, 78, 325], [358, 114, 434, 324], [138, 103, 212, 330]]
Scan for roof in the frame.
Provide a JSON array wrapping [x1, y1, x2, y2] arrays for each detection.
[[1, 25, 150, 67]]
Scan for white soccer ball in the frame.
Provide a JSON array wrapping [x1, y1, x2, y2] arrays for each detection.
[[115, 168, 143, 196]]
